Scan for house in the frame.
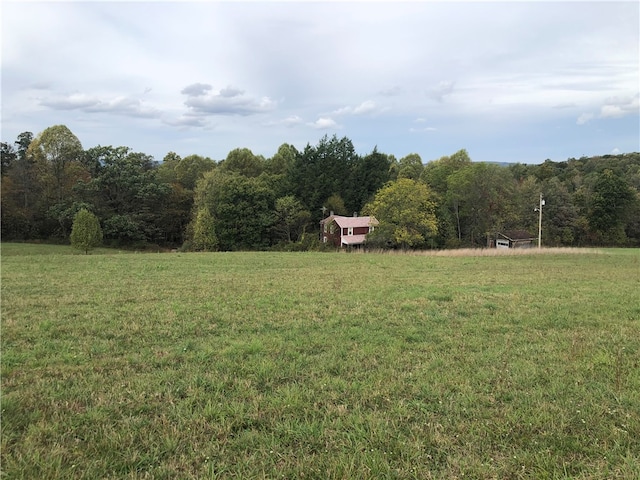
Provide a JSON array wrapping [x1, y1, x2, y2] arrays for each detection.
[[320, 213, 379, 247], [496, 230, 536, 249]]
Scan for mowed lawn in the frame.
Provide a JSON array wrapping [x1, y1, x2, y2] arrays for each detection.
[[1, 244, 639, 479]]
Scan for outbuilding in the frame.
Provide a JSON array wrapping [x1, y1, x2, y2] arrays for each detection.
[[495, 231, 536, 249]]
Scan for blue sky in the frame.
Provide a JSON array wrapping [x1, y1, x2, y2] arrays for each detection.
[[2, 1, 638, 164]]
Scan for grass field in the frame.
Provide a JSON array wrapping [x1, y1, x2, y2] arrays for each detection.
[[1, 244, 639, 479]]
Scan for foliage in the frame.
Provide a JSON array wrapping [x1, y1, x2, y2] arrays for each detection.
[[191, 207, 218, 251], [363, 178, 437, 248], [194, 169, 277, 251], [27, 125, 85, 205], [588, 169, 637, 245], [291, 135, 360, 220], [1, 125, 640, 249], [79, 146, 171, 245], [396, 152, 424, 180], [273, 195, 311, 243], [69, 208, 103, 254]]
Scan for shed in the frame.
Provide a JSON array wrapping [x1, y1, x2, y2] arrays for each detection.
[[496, 231, 536, 249]]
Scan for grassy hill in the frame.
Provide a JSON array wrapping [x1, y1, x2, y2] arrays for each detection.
[[2, 246, 639, 478]]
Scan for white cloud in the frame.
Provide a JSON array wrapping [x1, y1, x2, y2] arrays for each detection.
[[429, 81, 455, 102], [163, 115, 210, 128], [577, 113, 595, 125], [281, 115, 303, 127], [181, 83, 212, 97], [599, 94, 639, 119], [182, 85, 277, 117], [311, 117, 338, 129], [332, 100, 378, 116], [353, 100, 377, 115], [266, 115, 303, 128], [577, 93, 639, 125], [41, 92, 161, 119]]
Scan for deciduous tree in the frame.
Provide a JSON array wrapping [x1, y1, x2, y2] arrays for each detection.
[[363, 178, 437, 249], [70, 208, 102, 254]]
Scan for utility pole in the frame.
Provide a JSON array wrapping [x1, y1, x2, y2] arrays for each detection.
[[536, 193, 545, 249]]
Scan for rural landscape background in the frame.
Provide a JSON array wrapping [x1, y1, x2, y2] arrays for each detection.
[[3, 1, 639, 478], [2, 125, 640, 252]]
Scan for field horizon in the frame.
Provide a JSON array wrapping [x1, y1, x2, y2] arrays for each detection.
[[2, 244, 639, 478]]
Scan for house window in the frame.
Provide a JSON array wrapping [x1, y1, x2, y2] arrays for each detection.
[[323, 236, 327, 243], [330, 224, 335, 234], [369, 226, 374, 233], [348, 227, 353, 236], [324, 223, 327, 233]]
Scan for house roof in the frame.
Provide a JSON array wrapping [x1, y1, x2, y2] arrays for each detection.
[[341, 234, 368, 245], [499, 230, 535, 241], [322, 215, 379, 228]]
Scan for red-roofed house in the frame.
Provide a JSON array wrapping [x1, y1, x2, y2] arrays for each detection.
[[320, 213, 379, 247]]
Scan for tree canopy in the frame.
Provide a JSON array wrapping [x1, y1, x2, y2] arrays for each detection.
[[363, 178, 438, 249], [2, 125, 639, 249]]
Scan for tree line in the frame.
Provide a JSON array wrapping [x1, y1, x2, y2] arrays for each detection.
[[2, 125, 639, 250]]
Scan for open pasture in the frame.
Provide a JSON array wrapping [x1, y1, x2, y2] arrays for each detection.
[[1, 245, 639, 479]]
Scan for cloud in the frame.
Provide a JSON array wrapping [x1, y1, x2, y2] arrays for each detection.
[[311, 117, 338, 129], [429, 81, 455, 102], [353, 100, 377, 115], [280, 115, 303, 127], [41, 92, 161, 118], [576, 113, 595, 125], [379, 86, 403, 97], [265, 115, 303, 128], [577, 93, 639, 125], [332, 100, 378, 116], [599, 94, 639, 119], [181, 83, 212, 96], [182, 84, 276, 116], [163, 115, 209, 128]]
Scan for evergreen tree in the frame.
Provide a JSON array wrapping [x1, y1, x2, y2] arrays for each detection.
[[191, 207, 218, 251]]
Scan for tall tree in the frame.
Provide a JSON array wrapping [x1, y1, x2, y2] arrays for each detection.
[[397, 153, 424, 180], [194, 169, 276, 251], [220, 148, 264, 177], [446, 163, 514, 246], [191, 207, 218, 252], [156, 153, 216, 245], [1, 142, 17, 176], [588, 169, 637, 245], [0, 133, 38, 238], [421, 149, 472, 197], [266, 143, 298, 176], [363, 178, 438, 249], [273, 195, 311, 243], [79, 146, 170, 244], [27, 125, 84, 204], [348, 147, 392, 213], [291, 135, 359, 221]]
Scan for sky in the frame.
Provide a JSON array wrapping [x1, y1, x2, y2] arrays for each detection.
[[2, 1, 639, 165]]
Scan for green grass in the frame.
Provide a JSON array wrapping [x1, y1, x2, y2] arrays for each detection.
[[2, 245, 639, 479]]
